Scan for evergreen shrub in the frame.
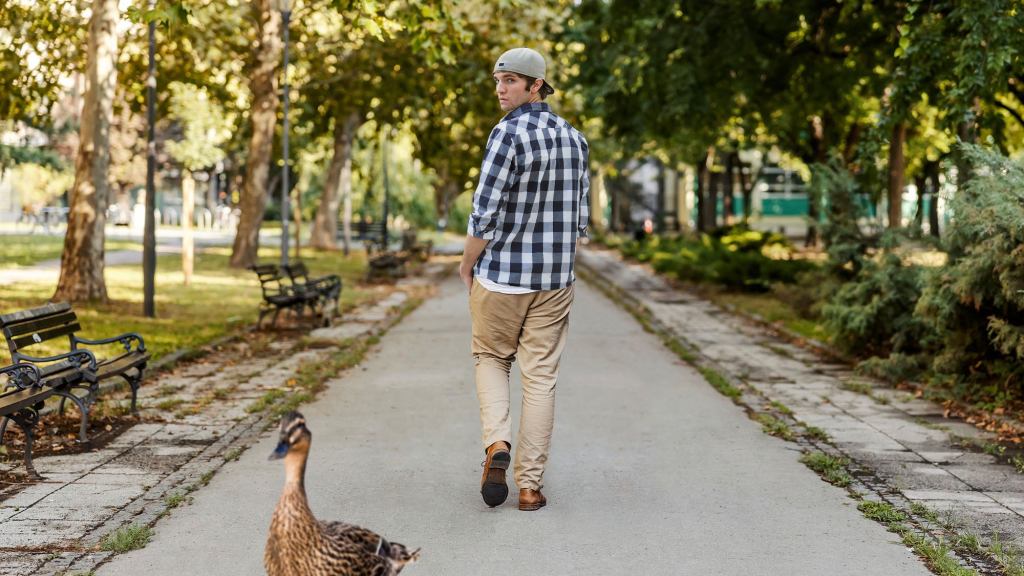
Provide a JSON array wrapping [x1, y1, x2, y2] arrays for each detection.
[[916, 146, 1024, 395]]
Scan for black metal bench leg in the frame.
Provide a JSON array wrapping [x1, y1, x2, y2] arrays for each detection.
[[54, 390, 90, 443], [0, 416, 10, 448], [123, 372, 142, 415], [7, 409, 42, 481]]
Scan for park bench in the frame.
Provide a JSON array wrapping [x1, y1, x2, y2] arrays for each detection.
[[282, 261, 342, 321], [0, 303, 149, 437], [251, 264, 323, 328], [353, 221, 387, 255], [0, 355, 97, 479]]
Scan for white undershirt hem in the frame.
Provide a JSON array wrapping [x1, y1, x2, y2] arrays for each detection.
[[475, 276, 539, 294]]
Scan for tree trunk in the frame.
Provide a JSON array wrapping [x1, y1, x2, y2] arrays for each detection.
[[311, 112, 359, 251], [53, 0, 118, 302], [927, 160, 941, 237], [182, 171, 194, 285], [887, 122, 906, 229], [739, 158, 752, 221], [805, 115, 826, 247], [699, 148, 716, 231], [292, 183, 301, 261], [956, 116, 977, 194], [722, 153, 734, 226], [913, 174, 925, 232], [692, 154, 708, 233], [229, 0, 281, 268]]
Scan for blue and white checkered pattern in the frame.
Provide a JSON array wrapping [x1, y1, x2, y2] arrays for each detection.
[[468, 102, 590, 291]]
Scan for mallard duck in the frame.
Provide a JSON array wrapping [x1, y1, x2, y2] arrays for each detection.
[[265, 411, 420, 576]]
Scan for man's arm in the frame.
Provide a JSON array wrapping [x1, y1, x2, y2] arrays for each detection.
[[459, 236, 488, 291], [462, 125, 515, 291]]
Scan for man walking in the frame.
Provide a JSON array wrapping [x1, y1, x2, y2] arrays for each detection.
[[459, 47, 590, 511]]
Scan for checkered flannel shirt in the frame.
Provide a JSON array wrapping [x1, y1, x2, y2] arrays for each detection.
[[468, 102, 590, 291]]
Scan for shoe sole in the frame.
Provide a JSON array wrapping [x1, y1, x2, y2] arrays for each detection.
[[518, 500, 546, 511], [481, 451, 510, 507]]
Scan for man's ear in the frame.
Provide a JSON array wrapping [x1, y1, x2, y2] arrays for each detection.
[[531, 78, 543, 94]]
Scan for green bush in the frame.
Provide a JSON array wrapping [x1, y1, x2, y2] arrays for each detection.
[[916, 145, 1024, 398], [822, 249, 930, 358], [617, 226, 813, 292]]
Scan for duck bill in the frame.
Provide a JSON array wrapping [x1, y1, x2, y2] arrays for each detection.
[[269, 440, 289, 460]]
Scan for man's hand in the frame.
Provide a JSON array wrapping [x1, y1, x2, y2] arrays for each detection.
[[460, 235, 489, 293], [459, 261, 474, 291]]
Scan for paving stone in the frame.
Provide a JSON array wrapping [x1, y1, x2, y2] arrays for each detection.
[[0, 518, 96, 547], [0, 552, 44, 576], [41, 482, 146, 509], [901, 489, 995, 502], [0, 483, 64, 509], [12, 503, 119, 522], [309, 322, 375, 341]]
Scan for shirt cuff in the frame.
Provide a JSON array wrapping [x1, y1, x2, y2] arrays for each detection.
[[471, 226, 497, 241]]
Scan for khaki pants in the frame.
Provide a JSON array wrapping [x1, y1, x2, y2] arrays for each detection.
[[470, 279, 575, 490]]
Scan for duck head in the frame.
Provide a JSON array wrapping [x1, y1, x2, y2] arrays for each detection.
[[270, 411, 312, 460]]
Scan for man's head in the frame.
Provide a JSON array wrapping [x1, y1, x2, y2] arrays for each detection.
[[492, 47, 555, 112]]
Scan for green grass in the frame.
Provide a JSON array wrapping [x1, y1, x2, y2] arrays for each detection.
[[709, 291, 827, 342], [756, 413, 795, 441], [0, 234, 137, 269], [858, 500, 907, 523], [989, 535, 1024, 576], [900, 530, 978, 576], [910, 502, 940, 524], [802, 424, 830, 442], [0, 244, 371, 366], [698, 366, 741, 399], [154, 397, 185, 411], [841, 380, 874, 395], [800, 451, 852, 487], [164, 491, 190, 509], [769, 400, 793, 416], [100, 524, 153, 552]]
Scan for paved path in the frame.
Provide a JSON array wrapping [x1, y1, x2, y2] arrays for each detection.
[[98, 274, 930, 575]]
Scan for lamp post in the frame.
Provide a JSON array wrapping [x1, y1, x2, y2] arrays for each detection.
[[143, 2, 157, 317], [279, 0, 291, 267]]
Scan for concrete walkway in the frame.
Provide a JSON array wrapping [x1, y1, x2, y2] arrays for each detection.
[[98, 274, 930, 575]]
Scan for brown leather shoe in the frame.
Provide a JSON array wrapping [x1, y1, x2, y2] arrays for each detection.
[[518, 488, 546, 511], [480, 441, 510, 507]]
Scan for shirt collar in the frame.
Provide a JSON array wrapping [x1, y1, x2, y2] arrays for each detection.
[[503, 101, 550, 121]]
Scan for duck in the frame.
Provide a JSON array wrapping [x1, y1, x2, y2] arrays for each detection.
[[265, 411, 420, 576]]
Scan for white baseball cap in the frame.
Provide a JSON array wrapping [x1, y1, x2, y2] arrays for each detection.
[[494, 47, 555, 94]]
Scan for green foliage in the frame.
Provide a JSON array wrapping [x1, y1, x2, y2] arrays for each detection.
[[916, 146, 1024, 395], [822, 249, 929, 358], [5, 162, 74, 207], [164, 81, 231, 171], [809, 160, 871, 278], [858, 500, 906, 524], [621, 226, 813, 292], [800, 452, 852, 487], [100, 524, 153, 552]]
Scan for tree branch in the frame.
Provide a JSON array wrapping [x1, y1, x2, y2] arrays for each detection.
[[996, 98, 1024, 129]]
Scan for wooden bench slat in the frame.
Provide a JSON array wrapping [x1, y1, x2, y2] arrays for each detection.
[[3, 310, 78, 338], [11, 322, 81, 351], [0, 386, 54, 415], [96, 351, 149, 379], [0, 302, 72, 326]]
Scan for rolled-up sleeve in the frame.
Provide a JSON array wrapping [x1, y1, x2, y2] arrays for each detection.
[[578, 139, 591, 238], [469, 126, 516, 240]]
